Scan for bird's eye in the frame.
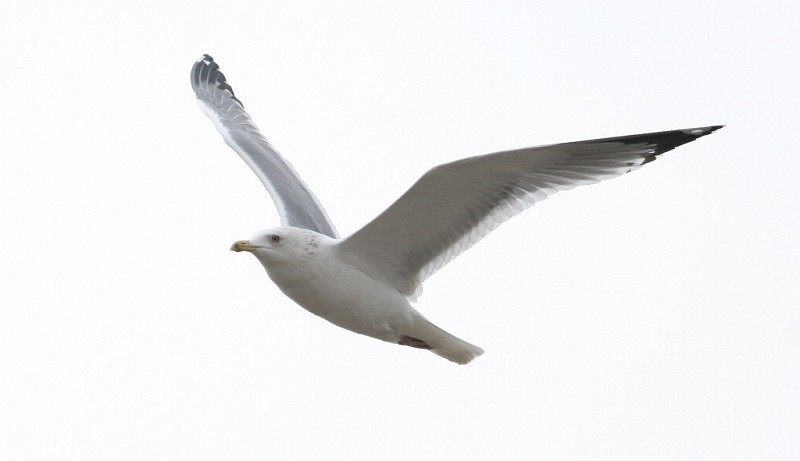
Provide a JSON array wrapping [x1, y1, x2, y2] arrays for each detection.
[[271, 235, 281, 244]]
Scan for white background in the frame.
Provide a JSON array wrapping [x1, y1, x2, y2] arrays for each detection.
[[2, 1, 799, 460]]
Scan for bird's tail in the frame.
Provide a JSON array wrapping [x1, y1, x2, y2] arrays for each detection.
[[431, 333, 484, 365], [411, 314, 484, 365]]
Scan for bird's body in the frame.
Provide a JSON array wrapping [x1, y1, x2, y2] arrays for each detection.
[[191, 54, 722, 364], [234, 227, 484, 364]]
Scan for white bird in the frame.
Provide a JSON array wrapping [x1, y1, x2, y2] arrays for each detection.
[[191, 54, 722, 364]]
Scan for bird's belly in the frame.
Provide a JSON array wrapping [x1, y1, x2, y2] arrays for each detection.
[[274, 265, 412, 342]]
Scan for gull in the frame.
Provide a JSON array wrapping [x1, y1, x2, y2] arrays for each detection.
[[191, 54, 722, 364]]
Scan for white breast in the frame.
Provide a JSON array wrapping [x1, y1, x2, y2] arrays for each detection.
[[263, 243, 415, 343]]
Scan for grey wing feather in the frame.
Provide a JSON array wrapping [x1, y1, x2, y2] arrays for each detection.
[[191, 55, 338, 238], [339, 126, 723, 300]]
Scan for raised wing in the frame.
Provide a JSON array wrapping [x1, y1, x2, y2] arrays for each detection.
[[339, 126, 723, 300], [191, 54, 338, 238]]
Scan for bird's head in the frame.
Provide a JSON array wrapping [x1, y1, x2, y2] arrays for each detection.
[[231, 227, 323, 266]]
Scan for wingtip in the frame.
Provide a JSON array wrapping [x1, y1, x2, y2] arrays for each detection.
[[190, 53, 244, 109], [684, 125, 725, 137]]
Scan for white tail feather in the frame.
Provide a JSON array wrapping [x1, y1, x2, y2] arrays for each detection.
[[430, 335, 485, 365], [412, 315, 484, 365]]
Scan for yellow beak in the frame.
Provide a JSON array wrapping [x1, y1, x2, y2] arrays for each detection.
[[230, 240, 259, 252]]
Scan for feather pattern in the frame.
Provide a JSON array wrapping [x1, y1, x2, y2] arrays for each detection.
[[191, 54, 338, 238], [339, 127, 722, 300]]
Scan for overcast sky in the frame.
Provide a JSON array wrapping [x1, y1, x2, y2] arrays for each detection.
[[2, 1, 799, 460]]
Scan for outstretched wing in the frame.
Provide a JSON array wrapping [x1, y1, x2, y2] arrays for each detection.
[[339, 126, 723, 300], [191, 54, 338, 238]]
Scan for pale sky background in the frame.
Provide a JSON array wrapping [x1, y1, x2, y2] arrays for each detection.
[[2, 1, 799, 460]]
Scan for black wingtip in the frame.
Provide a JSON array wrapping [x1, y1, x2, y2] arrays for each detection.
[[571, 125, 724, 167], [191, 53, 244, 108]]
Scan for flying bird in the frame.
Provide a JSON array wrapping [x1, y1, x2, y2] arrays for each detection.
[[191, 54, 722, 364]]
